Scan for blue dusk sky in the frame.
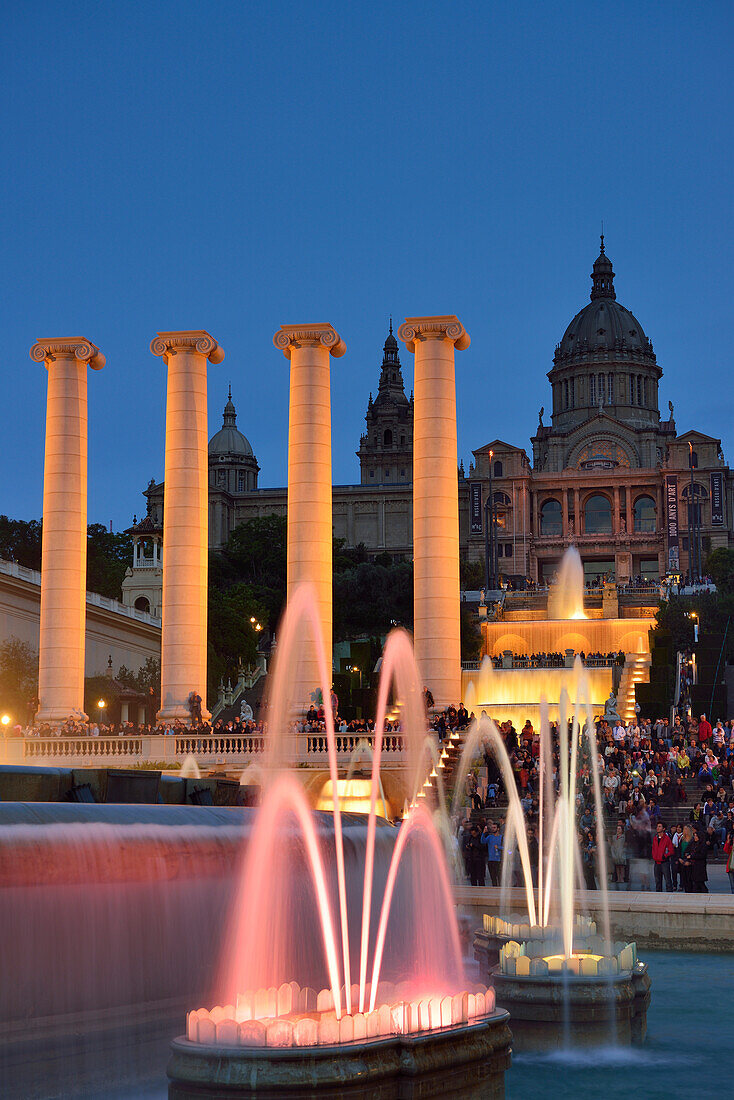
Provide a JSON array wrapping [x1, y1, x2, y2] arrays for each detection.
[[3, 1, 733, 529]]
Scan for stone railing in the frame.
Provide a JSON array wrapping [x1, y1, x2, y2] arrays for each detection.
[[3, 730, 408, 768], [305, 731, 405, 758], [176, 733, 266, 758], [23, 736, 144, 760]]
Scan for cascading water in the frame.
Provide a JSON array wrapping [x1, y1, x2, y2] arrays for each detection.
[[187, 582, 494, 1049], [548, 545, 587, 620], [455, 656, 612, 964]]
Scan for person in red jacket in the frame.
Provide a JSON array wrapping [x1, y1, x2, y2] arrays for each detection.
[[652, 822, 675, 891], [698, 714, 712, 744]]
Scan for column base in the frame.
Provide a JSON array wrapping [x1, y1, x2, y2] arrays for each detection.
[[156, 705, 212, 725], [34, 707, 88, 726]]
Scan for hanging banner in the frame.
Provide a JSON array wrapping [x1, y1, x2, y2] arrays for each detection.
[[470, 482, 483, 534], [665, 474, 679, 572], [711, 471, 724, 526]]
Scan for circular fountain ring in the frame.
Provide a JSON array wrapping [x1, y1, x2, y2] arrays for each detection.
[[167, 1012, 512, 1099]]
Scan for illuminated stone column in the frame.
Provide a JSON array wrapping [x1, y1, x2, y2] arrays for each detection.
[[31, 338, 105, 724], [398, 316, 470, 709], [274, 324, 346, 708], [151, 331, 224, 722]]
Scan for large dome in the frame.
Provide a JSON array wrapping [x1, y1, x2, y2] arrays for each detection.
[[554, 239, 656, 367], [208, 391, 255, 457]]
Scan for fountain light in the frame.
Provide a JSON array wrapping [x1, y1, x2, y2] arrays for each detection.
[[186, 981, 497, 1048], [0, 714, 10, 726]]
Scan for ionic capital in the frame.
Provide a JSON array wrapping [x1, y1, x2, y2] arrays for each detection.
[[150, 330, 225, 364], [30, 337, 105, 370], [397, 315, 470, 353], [273, 323, 346, 360]]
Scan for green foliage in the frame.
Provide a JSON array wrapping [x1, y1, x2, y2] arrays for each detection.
[[334, 559, 413, 640], [461, 602, 483, 662], [655, 591, 734, 659], [333, 539, 369, 572], [86, 524, 133, 598], [460, 556, 485, 590], [0, 637, 38, 720], [207, 584, 267, 698], [0, 515, 42, 569], [706, 547, 734, 593], [211, 515, 287, 626], [0, 516, 133, 599], [117, 657, 161, 704]]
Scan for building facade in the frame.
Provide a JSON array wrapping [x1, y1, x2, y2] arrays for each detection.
[[126, 240, 733, 601], [463, 239, 732, 585]]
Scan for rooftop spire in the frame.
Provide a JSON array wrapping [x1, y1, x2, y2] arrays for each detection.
[[590, 234, 615, 301], [223, 387, 237, 427]]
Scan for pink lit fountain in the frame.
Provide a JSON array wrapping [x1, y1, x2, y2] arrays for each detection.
[[167, 584, 511, 1098]]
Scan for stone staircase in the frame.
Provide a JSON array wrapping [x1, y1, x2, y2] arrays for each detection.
[[617, 653, 652, 722], [417, 729, 467, 807]]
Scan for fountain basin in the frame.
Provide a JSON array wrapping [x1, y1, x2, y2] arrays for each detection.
[[474, 914, 598, 970], [167, 1012, 512, 1099], [490, 963, 650, 1051]]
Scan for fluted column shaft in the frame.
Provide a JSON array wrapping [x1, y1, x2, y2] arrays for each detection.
[[398, 316, 470, 709], [274, 324, 346, 710], [31, 338, 105, 724], [152, 331, 224, 722]]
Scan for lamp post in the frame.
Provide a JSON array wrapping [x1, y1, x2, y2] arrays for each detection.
[[485, 449, 495, 593], [688, 443, 701, 583]]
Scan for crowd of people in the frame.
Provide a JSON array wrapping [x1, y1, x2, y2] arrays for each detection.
[[446, 704, 734, 894], [486, 650, 622, 669]]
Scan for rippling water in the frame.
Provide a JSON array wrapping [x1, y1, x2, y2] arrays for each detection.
[[509, 951, 732, 1100]]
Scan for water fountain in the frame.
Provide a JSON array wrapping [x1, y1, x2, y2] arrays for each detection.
[[167, 584, 512, 1099], [463, 667, 651, 1050], [462, 545, 652, 729]]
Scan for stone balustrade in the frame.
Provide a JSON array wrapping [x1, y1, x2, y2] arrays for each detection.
[[23, 736, 145, 761], [2, 731, 408, 768], [305, 732, 405, 758]]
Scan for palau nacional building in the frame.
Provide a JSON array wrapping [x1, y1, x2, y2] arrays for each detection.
[[123, 239, 733, 614]]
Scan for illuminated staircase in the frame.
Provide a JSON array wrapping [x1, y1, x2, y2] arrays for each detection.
[[617, 653, 652, 722]]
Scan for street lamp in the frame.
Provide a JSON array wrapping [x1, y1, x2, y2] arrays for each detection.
[[1, 714, 10, 727], [689, 612, 699, 644], [485, 449, 496, 593], [688, 443, 701, 583]]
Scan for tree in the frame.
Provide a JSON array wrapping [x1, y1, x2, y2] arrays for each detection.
[[211, 515, 287, 627], [706, 547, 734, 593], [86, 524, 133, 598], [0, 637, 38, 722], [0, 516, 42, 569]]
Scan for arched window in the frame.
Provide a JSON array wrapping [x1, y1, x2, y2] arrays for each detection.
[[629, 375, 635, 404], [637, 376, 643, 406], [384, 428, 393, 446], [540, 499, 562, 535], [134, 596, 151, 613], [400, 434, 405, 446], [589, 375, 596, 406], [584, 494, 612, 534], [608, 373, 614, 404], [598, 372, 605, 405], [564, 380, 569, 409], [633, 495, 656, 533], [493, 460, 503, 477]]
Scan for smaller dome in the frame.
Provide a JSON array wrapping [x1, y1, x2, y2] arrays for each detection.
[[554, 238, 656, 367], [208, 388, 255, 457]]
